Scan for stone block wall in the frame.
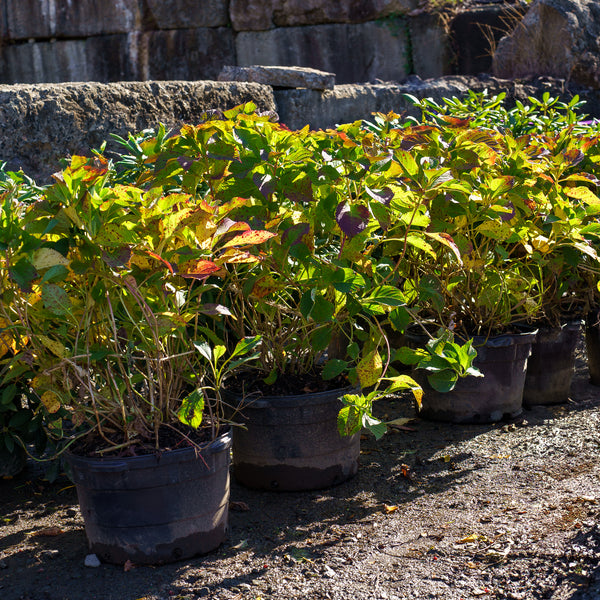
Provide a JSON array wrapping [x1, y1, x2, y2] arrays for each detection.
[[0, 0, 520, 85]]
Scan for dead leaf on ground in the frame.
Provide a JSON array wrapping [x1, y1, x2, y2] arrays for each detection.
[[387, 418, 417, 432], [231, 539, 249, 550], [229, 501, 250, 512], [124, 559, 135, 572], [31, 527, 63, 537], [456, 533, 487, 544], [383, 504, 399, 514]]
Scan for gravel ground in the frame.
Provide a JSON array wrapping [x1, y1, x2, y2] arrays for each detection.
[[1, 345, 600, 600]]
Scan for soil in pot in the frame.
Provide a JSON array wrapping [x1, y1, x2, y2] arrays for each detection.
[[66, 428, 232, 565], [415, 330, 536, 424], [523, 321, 582, 406], [229, 386, 360, 492]]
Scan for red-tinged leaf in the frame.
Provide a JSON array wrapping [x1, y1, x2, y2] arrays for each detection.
[[219, 249, 261, 264], [335, 202, 370, 238], [438, 115, 472, 128], [216, 218, 250, 236], [424, 232, 462, 264], [180, 260, 221, 279], [145, 251, 174, 274], [562, 148, 584, 167], [220, 230, 276, 249], [337, 131, 358, 147], [251, 275, 280, 299], [564, 186, 600, 205]]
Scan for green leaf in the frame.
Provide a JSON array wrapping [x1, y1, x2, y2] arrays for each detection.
[[40, 264, 69, 284], [230, 335, 262, 359], [263, 368, 277, 385], [310, 327, 331, 353], [362, 415, 387, 440], [177, 388, 204, 429], [311, 294, 334, 322], [42, 283, 71, 316], [322, 359, 348, 380], [389, 306, 412, 333], [213, 345, 226, 362], [395, 346, 426, 365], [9, 258, 38, 292], [337, 404, 361, 437], [193, 341, 212, 361], [427, 370, 459, 393]]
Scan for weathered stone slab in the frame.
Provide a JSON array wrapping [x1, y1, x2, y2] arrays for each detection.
[[274, 78, 475, 130], [145, 0, 229, 29], [274, 74, 600, 131], [0, 81, 276, 182], [235, 22, 410, 84], [229, 0, 418, 31], [409, 13, 452, 79], [0, 36, 138, 84], [142, 28, 235, 81], [4, 0, 141, 40], [493, 0, 600, 89], [451, 3, 525, 75], [218, 65, 336, 90]]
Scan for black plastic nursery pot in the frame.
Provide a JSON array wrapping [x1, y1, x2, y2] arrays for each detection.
[[66, 429, 232, 565], [585, 310, 600, 386], [231, 387, 360, 492], [522, 321, 582, 406], [416, 330, 536, 424], [0, 444, 26, 477]]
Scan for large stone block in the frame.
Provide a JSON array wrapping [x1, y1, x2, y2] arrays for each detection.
[[145, 0, 229, 29], [274, 77, 476, 130], [409, 13, 452, 79], [142, 28, 235, 81], [4, 0, 141, 40], [236, 22, 410, 84], [450, 3, 524, 75], [493, 0, 600, 89], [229, 0, 418, 31], [0, 35, 139, 84], [218, 65, 336, 90], [0, 81, 276, 182]]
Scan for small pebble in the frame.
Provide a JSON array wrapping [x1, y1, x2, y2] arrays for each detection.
[[84, 554, 101, 568]]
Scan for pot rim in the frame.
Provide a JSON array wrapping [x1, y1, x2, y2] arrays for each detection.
[[65, 427, 232, 468]]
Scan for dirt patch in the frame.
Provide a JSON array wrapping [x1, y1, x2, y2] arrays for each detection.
[[1, 344, 600, 600]]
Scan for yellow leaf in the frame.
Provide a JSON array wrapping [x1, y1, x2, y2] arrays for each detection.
[[530, 235, 552, 254], [0, 317, 16, 358], [31, 248, 70, 270], [412, 386, 423, 409], [41, 390, 61, 414], [456, 533, 486, 544], [356, 349, 383, 388], [36, 335, 67, 358], [564, 186, 600, 205], [384, 504, 399, 514]]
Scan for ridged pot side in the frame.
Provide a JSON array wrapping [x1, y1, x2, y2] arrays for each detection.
[[415, 331, 536, 424], [523, 321, 582, 406], [66, 429, 232, 565], [231, 387, 360, 491]]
